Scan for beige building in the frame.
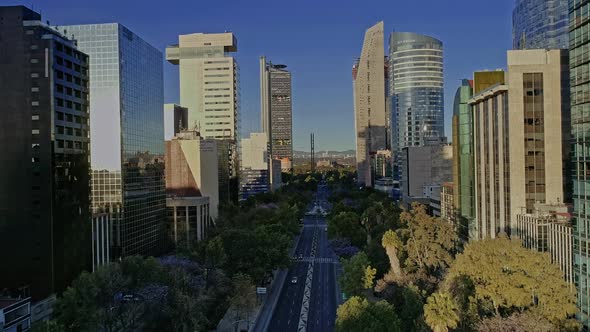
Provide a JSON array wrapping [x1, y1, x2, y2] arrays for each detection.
[[240, 132, 282, 199], [470, 49, 569, 240], [165, 131, 219, 219], [166, 32, 239, 202], [166, 33, 238, 139], [514, 203, 573, 285], [353, 22, 388, 187]]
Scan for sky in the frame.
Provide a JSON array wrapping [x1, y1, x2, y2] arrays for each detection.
[[16, 0, 514, 151]]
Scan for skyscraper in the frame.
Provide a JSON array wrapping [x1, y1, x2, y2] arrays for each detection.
[[62, 23, 166, 259], [353, 22, 388, 187], [570, 0, 590, 326], [0, 6, 91, 300], [167, 32, 239, 203], [389, 32, 444, 184], [260, 56, 293, 171], [452, 79, 473, 240], [513, 0, 568, 49]]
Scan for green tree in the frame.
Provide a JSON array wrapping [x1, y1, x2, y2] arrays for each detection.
[[340, 252, 374, 297], [400, 203, 456, 289], [423, 292, 459, 332], [381, 230, 403, 279], [445, 237, 576, 325], [205, 236, 227, 287], [328, 211, 367, 248], [336, 296, 401, 332]]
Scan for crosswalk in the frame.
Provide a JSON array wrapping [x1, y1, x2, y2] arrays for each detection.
[[292, 256, 338, 264]]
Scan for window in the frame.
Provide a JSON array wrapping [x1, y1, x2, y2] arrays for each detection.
[[75, 129, 81, 137], [66, 141, 73, 148], [57, 140, 64, 148], [32, 129, 39, 135], [57, 126, 64, 134], [31, 87, 39, 92], [56, 85, 63, 93], [32, 115, 39, 120], [66, 127, 73, 135], [31, 101, 39, 106], [75, 116, 81, 124], [30, 59, 38, 64], [31, 73, 39, 78], [57, 112, 64, 120], [32, 157, 40, 163]]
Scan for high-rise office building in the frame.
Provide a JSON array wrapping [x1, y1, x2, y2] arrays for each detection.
[[452, 79, 473, 240], [239, 133, 282, 200], [389, 32, 444, 184], [513, 0, 568, 50], [570, 0, 590, 325], [470, 49, 569, 240], [260, 56, 293, 170], [166, 32, 239, 203], [353, 22, 388, 187], [62, 23, 166, 259], [0, 6, 91, 300]]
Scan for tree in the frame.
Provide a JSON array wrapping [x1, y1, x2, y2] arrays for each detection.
[[336, 296, 401, 332], [328, 211, 367, 248], [444, 237, 577, 325], [381, 230, 403, 279], [205, 236, 227, 287], [230, 273, 257, 331], [423, 292, 459, 332], [399, 203, 456, 290], [339, 252, 373, 297]]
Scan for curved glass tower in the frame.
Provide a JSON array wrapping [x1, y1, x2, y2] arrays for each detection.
[[513, 0, 568, 49], [389, 32, 444, 166]]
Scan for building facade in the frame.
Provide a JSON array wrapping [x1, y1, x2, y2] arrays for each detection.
[[400, 142, 452, 201], [166, 196, 210, 248], [0, 6, 91, 300], [63, 23, 166, 259], [164, 104, 188, 141], [0, 297, 31, 332], [514, 203, 573, 285], [570, 0, 590, 325], [353, 22, 388, 187], [440, 182, 455, 224], [470, 49, 569, 241], [389, 32, 444, 183], [513, 0, 568, 49], [239, 132, 281, 200], [452, 79, 473, 240], [166, 32, 239, 203], [165, 131, 219, 219], [260, 56, 293, 170]]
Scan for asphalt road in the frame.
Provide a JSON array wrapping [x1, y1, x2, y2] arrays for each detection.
[[267, 184, 339, 332]]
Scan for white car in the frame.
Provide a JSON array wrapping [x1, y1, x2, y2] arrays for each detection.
[[291, 276, 298, 284]]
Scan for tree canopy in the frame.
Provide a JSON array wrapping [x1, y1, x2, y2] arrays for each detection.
[[336, 296, 401, 332]]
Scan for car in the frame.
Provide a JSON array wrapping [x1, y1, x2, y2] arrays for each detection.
[[299, 254, 303, 259], [291, 276, 298, 284]]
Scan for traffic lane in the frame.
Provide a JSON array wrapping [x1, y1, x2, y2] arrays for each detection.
[[295, 226, 314, 257], [307, 263, 337, 332], [268, 261, 308, 332]]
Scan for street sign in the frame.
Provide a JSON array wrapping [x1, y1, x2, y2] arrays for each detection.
[[256, 287, 267, 294]]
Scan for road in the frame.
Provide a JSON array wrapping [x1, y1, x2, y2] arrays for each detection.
[[267, 183, 340, 332]]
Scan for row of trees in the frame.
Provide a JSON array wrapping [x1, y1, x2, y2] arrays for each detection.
[[326, 179, 578, 332], [33, 173, 317, 331]]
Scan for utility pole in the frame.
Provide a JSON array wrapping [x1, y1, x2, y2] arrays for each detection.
[[310, 133, 315, 173]]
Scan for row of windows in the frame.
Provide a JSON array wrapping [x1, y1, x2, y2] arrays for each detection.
[[56, 111, 85, 124], [56, 84, 87, 99], [56, 126, 87, 137], [56, 70, 87, 86], [204, 94, 231, 98], [56, 140, 87, 149], [204, 67, 230, 71], [56, 98, 87, 112]]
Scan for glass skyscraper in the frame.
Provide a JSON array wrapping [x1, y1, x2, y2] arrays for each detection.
[[62, 24, 166, 258], [513, 0, 568, 49], [389, 32, 444, 180], [571, 0, 590, 326]]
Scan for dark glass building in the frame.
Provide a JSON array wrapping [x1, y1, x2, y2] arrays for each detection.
[[570, 0, 590, 326], [389, 32, 444, 182], [513, 0, 568, 49], [61, 24, 166, 259], [0, 6, 91, 300]]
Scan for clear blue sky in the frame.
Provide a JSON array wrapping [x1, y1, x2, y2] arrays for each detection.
[[16, 0, 513, 151]]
